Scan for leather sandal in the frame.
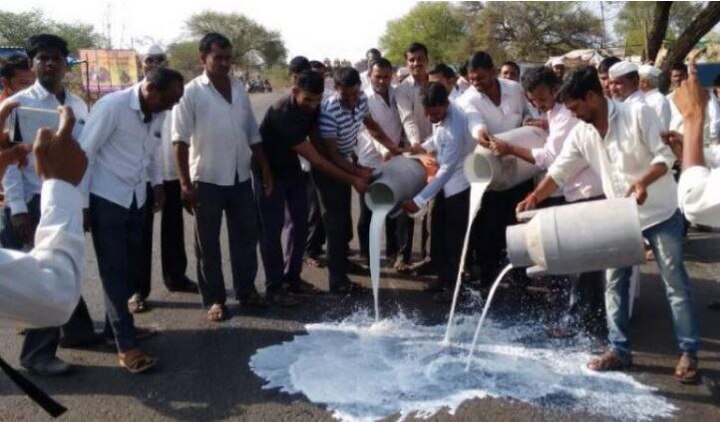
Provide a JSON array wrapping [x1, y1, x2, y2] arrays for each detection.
[[118, 349, 157, 374], [674, 353, 700, 384], [587, 350, 631, 371]]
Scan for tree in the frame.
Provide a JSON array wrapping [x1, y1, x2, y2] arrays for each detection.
[[54, 23, 104, 54], [379, 2, 466, 65], [615, 2, 704, 58], [469, 2, 603, 63], [185, 11, 287, 67], [663, 2, 720, 69], [0, 10, 47, 47], [0, 10, 102, 53], [167, 41, 203, 79]]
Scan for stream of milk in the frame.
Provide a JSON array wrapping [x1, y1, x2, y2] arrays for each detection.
[[443, 181, 490, 343], [368, 205, 392, 321]]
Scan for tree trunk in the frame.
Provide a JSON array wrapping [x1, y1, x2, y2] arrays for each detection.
[[647, 1, 672, 62], [660, 2, 720, 92]]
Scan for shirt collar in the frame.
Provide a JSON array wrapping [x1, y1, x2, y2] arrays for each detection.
[[199, 71, 211, 85], [30, 79, 60, 101], [129, 83, 142, 112], [626, 90, 644, 103], [366, 85, 394, 102], [607, 99, 618, 122]]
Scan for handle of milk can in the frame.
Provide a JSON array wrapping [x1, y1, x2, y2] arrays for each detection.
[[516, 209, 539, 223], [526, 265, 547, 278]]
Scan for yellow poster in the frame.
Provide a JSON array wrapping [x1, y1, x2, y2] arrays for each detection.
[[79, 49, 139, 94]]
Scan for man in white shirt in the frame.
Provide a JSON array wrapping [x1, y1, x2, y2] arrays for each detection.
[[663, 60, 720, 227], [396, 43, 434, 267], [0, 105, 86, 329], [639, 64, 671, 130], [129, 45, 198, 316], [551, 57, 566, 80], [456, 50, 529, 286], [402, 82, 475, 302], [489, 66, 605, 336], [597, 56, 621, 98], [517, 67, 700, 384], [428, 63, 461, 103], [1, 34, 98, 377], [499, 61, 520, 82], [360, 48, 382, 91], [173, 33, 273, 321], [81, 67, 184, 374], [608, 61, 647, 107], [667, 62, 720, 143], [355, 58, 413, 272]]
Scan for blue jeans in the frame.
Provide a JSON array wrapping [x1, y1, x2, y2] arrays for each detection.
[[605, 211, 699, 360], [90, 194, 145, 352]]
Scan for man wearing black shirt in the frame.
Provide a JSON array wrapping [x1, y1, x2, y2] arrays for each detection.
[[255, 70, 368, 305]]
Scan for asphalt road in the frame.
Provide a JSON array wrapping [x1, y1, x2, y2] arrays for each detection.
[[1, 92, 719, 421]]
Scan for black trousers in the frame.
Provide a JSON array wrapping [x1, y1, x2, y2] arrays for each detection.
[[432, 188, 470, 286], [313, 170, 352, 287], [134, 181, 191, 299], [469, 180, 534, 283], [135, 183, 154, 299], [305, 172, 326, 258], [20, 299, 96, 367], [160, 180, 190, 286]]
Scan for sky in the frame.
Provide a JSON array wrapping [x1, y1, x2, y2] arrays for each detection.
[[2, 0, 418, 62]]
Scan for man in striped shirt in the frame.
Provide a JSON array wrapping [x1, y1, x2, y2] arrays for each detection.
[[316, 66, 400, 294]]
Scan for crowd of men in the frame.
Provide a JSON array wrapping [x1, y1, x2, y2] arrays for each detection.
[[0, 31, 717, 387]]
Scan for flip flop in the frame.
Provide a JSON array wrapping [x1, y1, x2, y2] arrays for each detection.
[[587, 351, 631, 371], [674, 353, 700, 384], [118, 349, 157, 374]]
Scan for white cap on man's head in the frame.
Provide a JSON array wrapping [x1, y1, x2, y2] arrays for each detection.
[[608, 61, 638, 79], [142, 44, 165, 57], [638, 64, 662, 78], [551, 57, 565, 67]]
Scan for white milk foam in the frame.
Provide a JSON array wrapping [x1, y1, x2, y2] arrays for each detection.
[[250, 310, 675, 422], [369, 205, 392, 321]]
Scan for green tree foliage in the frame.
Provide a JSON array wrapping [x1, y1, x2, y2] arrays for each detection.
[[470, 2, 603, 63], [185, 11, 287, 67], [0, 10, 102, 53], [379, 2, 602, 66], [167, 41, 203, 80], [379, 2, 466, 65]]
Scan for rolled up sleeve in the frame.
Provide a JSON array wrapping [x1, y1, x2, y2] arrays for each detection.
[[0, 180, 84, 328], [547, 128, 588, 187]]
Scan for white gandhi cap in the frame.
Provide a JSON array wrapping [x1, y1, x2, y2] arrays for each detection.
[[608, 61, 638, 79], [142, 44, 165, 57], [638, 64, 662, 78]]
